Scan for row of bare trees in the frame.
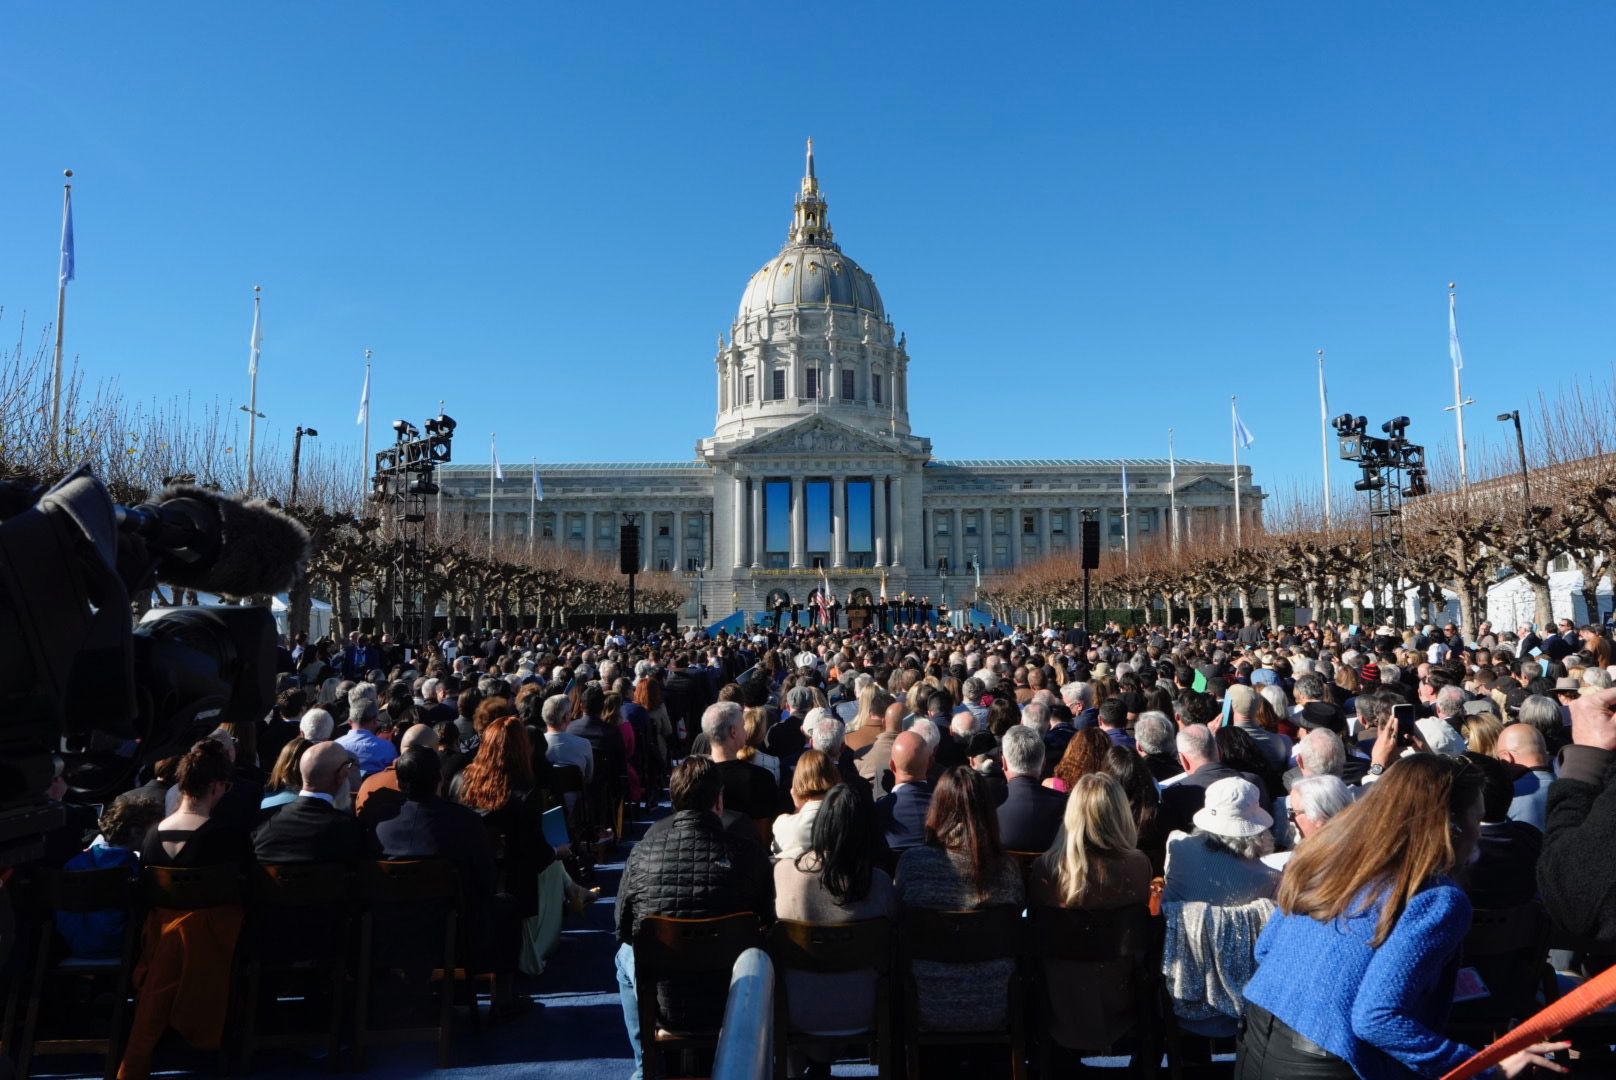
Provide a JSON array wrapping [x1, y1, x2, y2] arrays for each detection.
[[982, 380, 1616, 636], [1, 315, 688, 638]]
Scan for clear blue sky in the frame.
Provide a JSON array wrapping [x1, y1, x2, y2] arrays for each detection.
[[2, 2, 1611, 498]]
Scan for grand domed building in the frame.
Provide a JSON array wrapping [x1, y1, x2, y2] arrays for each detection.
[[439, 143, 1262, 621]]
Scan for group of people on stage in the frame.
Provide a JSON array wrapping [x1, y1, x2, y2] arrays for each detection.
[[768, 592, 951, 633]]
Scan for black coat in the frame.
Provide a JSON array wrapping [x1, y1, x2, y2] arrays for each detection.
[[372, 796, 499, 902], [875, 782, 933, 851], [1159, 762, 1270, 836], [996, 775, 1066, 854], [1539, 747, 1616, 942], [251, 796, 367, 865]]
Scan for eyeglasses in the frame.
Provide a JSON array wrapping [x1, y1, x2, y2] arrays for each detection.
[[1286, 807, 1301, 824]]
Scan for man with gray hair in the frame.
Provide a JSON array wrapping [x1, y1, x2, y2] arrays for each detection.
[[299, 707, 335, 744], [1434, 684, 1469, 734], [703, 701, 784, 820], [957, 677, 990, 729], [543, 695, 594, 787], [336, 696, 396, 778], [1268, 774, 1355, 867], [1161, 723, 1270, 834], [1059, 680, 1096, 725], [996, 725, 1063, 851], [1021, 700, 1051, 737], [1133, 712, 1181, 782]]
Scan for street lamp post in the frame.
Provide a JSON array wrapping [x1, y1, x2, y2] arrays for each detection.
[[291, 425, 319, 506], [1496, 411, 1530, 513]]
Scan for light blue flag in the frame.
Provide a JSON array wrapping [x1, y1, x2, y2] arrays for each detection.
[[59, 189, 75, 287], [533, 467, 544, 501], [491, 435, 504, 482], [1448, 293, 1464, 371], [1234, 407, 1255, 450], [1120, 462, 1129, 490]]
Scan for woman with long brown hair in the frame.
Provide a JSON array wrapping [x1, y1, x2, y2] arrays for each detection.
[[1236, 749, 1566, 1079], [894, 766, 1024, 1034], [1045, 726, 1112, 794]]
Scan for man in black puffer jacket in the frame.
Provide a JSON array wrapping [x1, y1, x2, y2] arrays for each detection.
[[614, 755, 772, 1080]]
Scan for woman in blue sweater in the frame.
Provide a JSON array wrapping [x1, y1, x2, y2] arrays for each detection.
[[1238, 749, 1566, 1079]]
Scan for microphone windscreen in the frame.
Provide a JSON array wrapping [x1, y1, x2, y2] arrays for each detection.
[[154, 485, 312, 597]]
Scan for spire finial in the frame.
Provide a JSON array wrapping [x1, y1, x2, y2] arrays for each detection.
[[787, 140, 837, 250], [806, 137, 815, 180]]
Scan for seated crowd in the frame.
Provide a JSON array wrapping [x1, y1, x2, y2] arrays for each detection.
[[21, 615, 1616, 1079]]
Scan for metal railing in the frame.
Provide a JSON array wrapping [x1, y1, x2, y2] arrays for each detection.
[[710, 947, 774, 1080]]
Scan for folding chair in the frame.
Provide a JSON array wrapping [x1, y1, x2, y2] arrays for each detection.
[[239, 863, 353, 1072], [8, 866, 141, 1080], [634, 913, 764, 1080], [899, 906, 1028, 1080], [352, 860, 462, 1069], [767, 918, 892, 1080]]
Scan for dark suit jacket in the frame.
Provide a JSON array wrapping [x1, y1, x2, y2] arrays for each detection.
[[252, 795, 367, 865], [371, 796, 499, 901], [996, 775, 1065, 853], [1159, 762, 1269, 836], [875, 781, 933, 851]]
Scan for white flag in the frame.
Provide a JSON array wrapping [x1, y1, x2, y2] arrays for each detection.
[[491, 435, 504, 482], [1233, 407, 1255, 450], [533, 467, 544, 501], [1448, 292, 1464, 371], [248, 301, 262, 376], [356, 367, 370, 425], [1120, 462, 1130, 490]]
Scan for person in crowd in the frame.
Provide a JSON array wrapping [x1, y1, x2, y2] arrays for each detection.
[[1226, 685, 1292, 773], [1045, 725, 1112, 794], [632, 674, 673, 782], [775, 783, 897, 1076], [1103, 745, 1167, 872], [875, 730, 934, 852], [772, 748, 839, 859], [373, 746, 531, 1022], [894, 766, 1025, 1035], [1461, 751, 1543, 909], [1238, 748, 1565, 1079], [142, 738, 250, 867], [354, 722, 442, 822], [614, 757, 773, 1080], [1134, 712, 1182, 782], [856, 700, 906, 797], [1215, 725, 1283, 804], [1265, 774, 1353, 871], [602, 691, 645, 803], [55, 799, 162, 960], [251, 742, 365, 864], [1495, 722, 1556, 831], [335, 696, 398, 779], [1163, 776, 1280, 904], [703, 700, 785, 823], [259, 737, 313, 811], [995, 725, 1065, 853], [1029, 771, 1155, 1054], [260, 687, 308, 772], [1160, 724, 1268, 836], [298, 707, 335, 743], [1095, 698, 1136, 751]]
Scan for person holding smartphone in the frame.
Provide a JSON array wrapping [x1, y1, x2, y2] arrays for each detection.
[[1236, 752, 1567, 1079]]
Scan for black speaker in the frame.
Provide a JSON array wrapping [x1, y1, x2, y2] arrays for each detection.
[[619, 523, 640, 575], [1080, 520, 1100, 569]]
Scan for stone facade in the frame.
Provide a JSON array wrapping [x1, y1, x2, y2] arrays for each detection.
[[436, 143, 1263, 620]]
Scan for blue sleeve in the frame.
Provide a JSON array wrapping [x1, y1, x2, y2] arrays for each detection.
[[1349, 886, 1478, 1077]]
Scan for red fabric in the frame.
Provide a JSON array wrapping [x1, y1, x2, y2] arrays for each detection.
[[1439, 962, 1616, 1080], [118, 905, 244, 1080]]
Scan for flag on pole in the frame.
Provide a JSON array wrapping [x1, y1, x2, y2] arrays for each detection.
[[1448, 292, 1464, 371], [533, 466, 544, 501], [1120, 462, 1130, 491], [1233, 407, 1256, 449], [59, 188, 75, 287], [356, 366, 370, 425], [248, 300, 262, 376], [491, 435, 504, 482]]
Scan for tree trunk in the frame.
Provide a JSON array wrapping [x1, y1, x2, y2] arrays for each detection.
[[1526, 571, 1554, 628], [335, 575, 354, 638], [288, 568, 313, 639], [1265, 583, 1281, 624]]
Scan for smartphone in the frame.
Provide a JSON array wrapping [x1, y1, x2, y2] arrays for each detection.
[[1391, 703, 1418, 741]]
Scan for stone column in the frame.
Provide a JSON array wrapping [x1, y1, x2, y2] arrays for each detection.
[[732, 476, 747, 567], [890, 473, 904, 566], [1005, 509, 1018, 569], [832, 476, 847, 569], [750, 480, 764, 569], [789, 476, 806, 569], [1040, 507, 1053, 559], [921, 508, 930, 570], [642, 511, 655, 572], [704, 510, 714, 570], [676, 510, 689, 572], [872, 475, 888, 568], [950, 510, 962, 573]]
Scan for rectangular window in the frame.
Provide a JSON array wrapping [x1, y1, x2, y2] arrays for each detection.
[[873, 374, 883, 404], [937, 514, 950, 534], [658, 523, 670, 536], [542, 520, 554, 538], [686, 515, 702, 538], [1052, 512, 1066, 535], [766, 481, 790, 553], [1022, 514, 1035, 535], [598, 517, 615, 538], [568, 516, 584, 538], [846, 480, 873, 553], [841, 369, 855, 400], [657, 558, 670, 572], [744, 374, 755, 404], [965, 513, 979, 536], [807, 481, 832, 552], [772, 369, 786, 400], [805, 367, 820, 399]]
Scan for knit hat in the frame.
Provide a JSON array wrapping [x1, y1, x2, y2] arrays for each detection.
[[1192, 777, 1273, 838], [1360, 663, 1381, 685]]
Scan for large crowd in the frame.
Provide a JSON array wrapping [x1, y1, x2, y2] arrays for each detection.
[[20, 611, 1616, 1079]]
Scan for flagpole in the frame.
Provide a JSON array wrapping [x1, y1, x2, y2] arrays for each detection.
[[246, 287, 262, 494], [489, 432, 497, 554], [1168, 428, 1178, 552], [362, 352, 372, 494], [1120, 463, 1131, 569], [51, 171, 73, 452], [529, 456, 537, 555], [1446, 283, 1474, 490], [1232, 396, 1243, 546], [1318, 349, 1331, 528]]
